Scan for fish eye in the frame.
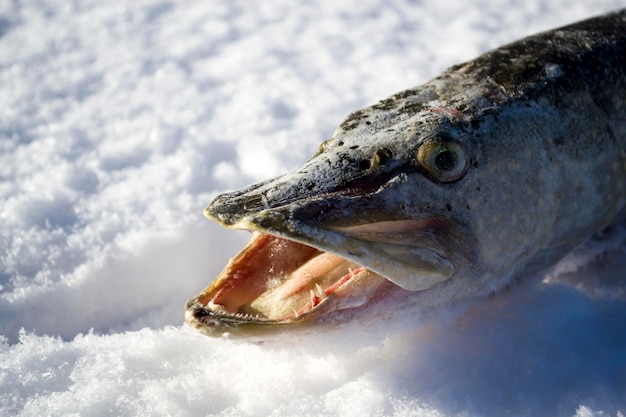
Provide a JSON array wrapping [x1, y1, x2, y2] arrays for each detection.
[[417, 140, 469, 182]]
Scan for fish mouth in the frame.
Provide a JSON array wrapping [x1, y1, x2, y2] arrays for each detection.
[[185, 217, 454, 335]]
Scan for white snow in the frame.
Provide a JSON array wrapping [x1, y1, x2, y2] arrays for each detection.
[[1, 0, 625, 416]]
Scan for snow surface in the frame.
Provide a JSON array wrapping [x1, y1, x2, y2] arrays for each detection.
[[1, 0, 625, 416]]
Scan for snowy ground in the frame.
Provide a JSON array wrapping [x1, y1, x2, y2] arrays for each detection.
[[1, 1, 626, 416]]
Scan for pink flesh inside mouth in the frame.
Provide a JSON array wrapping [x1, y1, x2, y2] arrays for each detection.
[[185, 231, 392, 329]]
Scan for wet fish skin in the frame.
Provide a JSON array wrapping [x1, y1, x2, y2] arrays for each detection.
[[201, 10, 626, 320]]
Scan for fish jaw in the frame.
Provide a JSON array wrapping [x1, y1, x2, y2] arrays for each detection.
[[185, 183, 466, 334], [184, 231, 400, 334]]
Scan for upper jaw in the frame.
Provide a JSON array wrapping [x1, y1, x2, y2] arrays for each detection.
[[206, 186, 458, 290]]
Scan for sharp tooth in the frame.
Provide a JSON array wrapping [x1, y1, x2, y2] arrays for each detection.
[[293, 309, 299, 318], [207, 301, 228, 313], [315, 283, 324, 297]]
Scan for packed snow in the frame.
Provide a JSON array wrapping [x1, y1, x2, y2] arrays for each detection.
[[1, 1, 625, 416]]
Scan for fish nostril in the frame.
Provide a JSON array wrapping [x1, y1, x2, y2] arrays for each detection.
[[375, 148, 391, 165], [360, 148, 392, 172]]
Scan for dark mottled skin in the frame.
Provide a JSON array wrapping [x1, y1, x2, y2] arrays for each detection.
[[341, 10, 626, 131]]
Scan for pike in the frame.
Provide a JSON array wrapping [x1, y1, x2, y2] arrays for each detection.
[[185, 10, 626, 335]]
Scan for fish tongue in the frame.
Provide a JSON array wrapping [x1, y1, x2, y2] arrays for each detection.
[[238, 252, 361, 319]]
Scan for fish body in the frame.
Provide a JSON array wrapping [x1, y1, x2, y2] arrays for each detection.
[[186, 10, 626, 335]]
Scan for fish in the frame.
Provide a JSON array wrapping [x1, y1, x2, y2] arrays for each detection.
[[185, 9, 626, 335]]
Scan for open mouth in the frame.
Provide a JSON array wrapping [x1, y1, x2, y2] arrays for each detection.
[[184, 231, 393, 333]]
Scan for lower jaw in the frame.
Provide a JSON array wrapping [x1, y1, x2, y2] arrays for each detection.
[[184, 277, 406, 336], [184, 231, 407, 334], [185, 270, 395, 326]]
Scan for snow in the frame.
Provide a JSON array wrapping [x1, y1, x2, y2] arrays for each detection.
[[1, 0, 625, 416]]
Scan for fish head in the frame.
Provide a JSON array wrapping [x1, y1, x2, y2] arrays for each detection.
[[185, 83, 557, 334]]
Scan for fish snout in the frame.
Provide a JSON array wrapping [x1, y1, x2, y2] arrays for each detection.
[[204, 181, 269, 226], [205, 148, 398, 228]]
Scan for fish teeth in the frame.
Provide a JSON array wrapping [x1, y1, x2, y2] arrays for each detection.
[[207, 301, 229, 313], [234, 311, 255, 320], [315, 283, 324, 297]]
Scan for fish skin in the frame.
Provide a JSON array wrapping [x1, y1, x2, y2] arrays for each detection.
[[202, 10, 626, 317]]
